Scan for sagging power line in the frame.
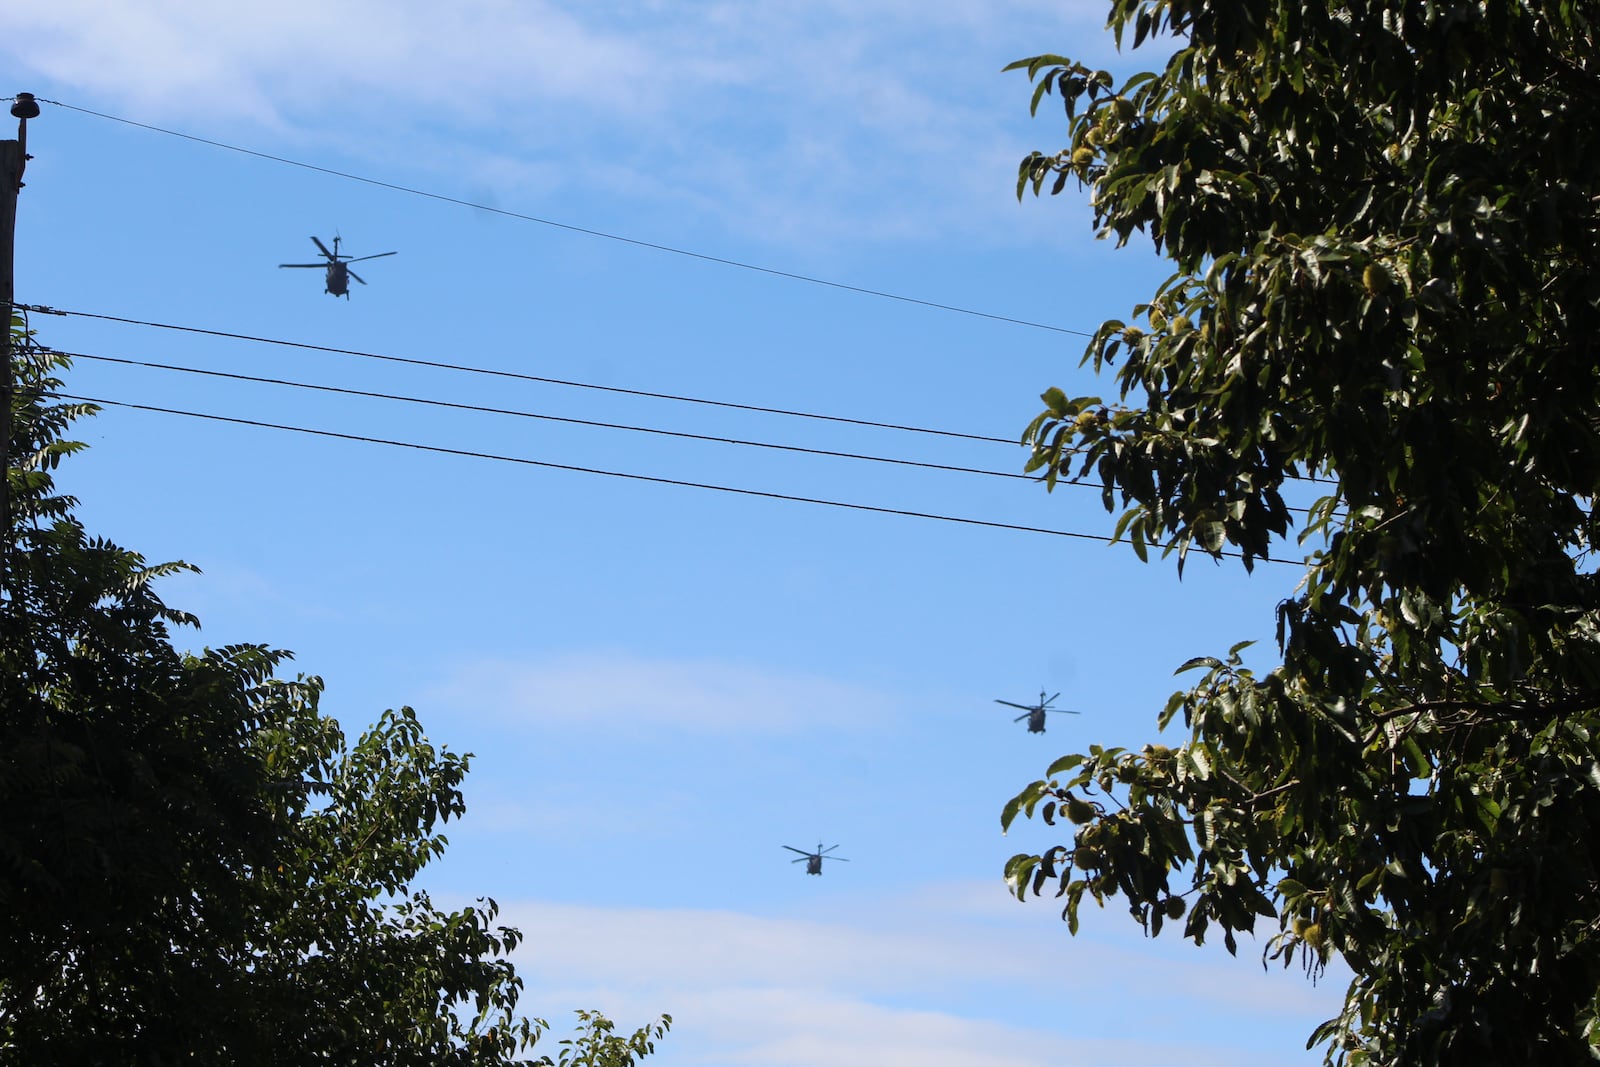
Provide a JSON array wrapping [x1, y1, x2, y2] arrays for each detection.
[[33, 303, 1342, 496], [56, 342, 1340, 527], [48, 390, 1138, 546], [47, 387, 1302, 565], [59, 348, 1047, 485], [27, 305, 1021, 447]]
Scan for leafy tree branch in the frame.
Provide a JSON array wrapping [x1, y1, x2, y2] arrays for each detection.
[[1000, 2, 1600, 1064]]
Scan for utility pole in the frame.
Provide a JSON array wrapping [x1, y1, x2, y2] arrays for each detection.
[[1, 91, 40, 599]]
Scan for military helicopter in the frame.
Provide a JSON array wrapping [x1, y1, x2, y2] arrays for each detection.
[[784, 842, 847, 875], [279, 235, 396, 298], [995, 690, 1081, 734]]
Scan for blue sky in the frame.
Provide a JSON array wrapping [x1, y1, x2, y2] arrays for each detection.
[[4, 3, 1346, 1064]]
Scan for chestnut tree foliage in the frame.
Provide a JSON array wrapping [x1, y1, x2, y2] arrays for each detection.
[[999, 2, 1600, 1064], [0, 330, 668, 1064]]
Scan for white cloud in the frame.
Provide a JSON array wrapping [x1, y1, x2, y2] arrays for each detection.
[[4, 0, 1128, 247], [634, 990, 1066, 1067], [529, 987, 1071, 1067], [503, 899, 997, 992], [489, 883, 1342, 1067], [8, 0, 653, 123], [499, 881, 1340, 1012], [424, 651, 895, 734], [156, 559, 350, 626]]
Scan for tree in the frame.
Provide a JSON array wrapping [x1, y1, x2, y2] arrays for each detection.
[[997, 3, 1600, 1064], [545, 1010, 673, 1067], [0, 321, 669, 1063]]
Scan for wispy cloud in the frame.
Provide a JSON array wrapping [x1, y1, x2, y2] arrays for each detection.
[[157, 559, 349, 628], [7, 0, 654, 123], [493, 882, 1341, 1067], [424, 651, 895, 734], [530, 987, 1070, 1067], [619, 990, 1067, 1067], [5, 0, 1132, 247]]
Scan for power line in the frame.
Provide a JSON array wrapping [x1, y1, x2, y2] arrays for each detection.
[[58, 346, 1335, 520], [59, 348, 1042, 484], [33, 307, 1342, 515], [8, 102, 1346, 496], [26, 304, 1021, 447], [34, 97, 1095, 340], [46, 390, 1303, 566], [48, 391, 1125, 544], [28, 310, 1344, 515], [27, 307, 1350, 491]]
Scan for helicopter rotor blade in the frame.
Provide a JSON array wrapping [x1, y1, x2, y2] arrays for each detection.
[[782, 846, 813, 857], [311, 236, 334, 259], [1050, 708, 1083, 715], [995, 700, 1036, 711], [345, 251, 398, 263], [348, 270, 368, 285], [1045, 692, 1062, 706], [819, 845, 838, 855], [826, 857, 850, 862], [1014, 713, 1030, 722], [279, 263, 323, 269]]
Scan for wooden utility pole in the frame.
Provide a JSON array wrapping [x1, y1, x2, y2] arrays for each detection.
[[1, 91, 39, 599]]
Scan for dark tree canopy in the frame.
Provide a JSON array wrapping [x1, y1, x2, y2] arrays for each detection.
[[0, 326, 668, 1063], [1000, 2, 1600, 1064]]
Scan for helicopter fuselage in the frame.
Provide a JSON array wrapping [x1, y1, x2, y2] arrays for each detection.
[[324, 263, 350, 297], [785, 842, 844, 875], [281, 236, 395, 299], [996, 691, 1082, 733]]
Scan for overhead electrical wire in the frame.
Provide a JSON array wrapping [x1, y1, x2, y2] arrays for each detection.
[[30, 303, 1342, 494], [32, 97, 1095, 340], [7, 99, 1333, 523], [11, 106, 1347, 497], [46, 391, 1107, 543], [57, 345, 1336, 522], [57, 348, 1044, 485], [26, 305, 1020, 447], [47, 389, 1300, 566]]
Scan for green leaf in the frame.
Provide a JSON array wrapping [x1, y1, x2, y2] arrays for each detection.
[[1001, 793, 1024, 833], [1004, 9, 1600, 1060], [1047, 752, 1086, 777]]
